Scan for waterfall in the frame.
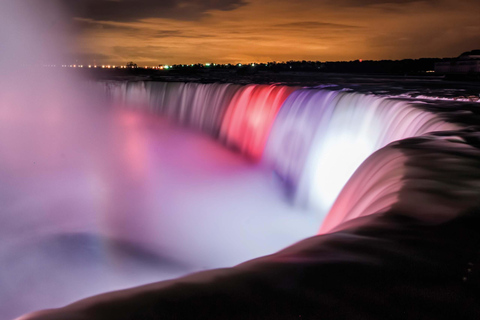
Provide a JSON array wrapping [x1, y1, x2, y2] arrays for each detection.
[[320, 132, 480, 234], [220, 84, 299, 160], [105, 81, 242, 136], [101, 81, 460, 225], [264, 89, 459, 214]]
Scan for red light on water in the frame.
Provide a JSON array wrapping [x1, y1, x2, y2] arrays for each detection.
[[220, 85, 298, 161]]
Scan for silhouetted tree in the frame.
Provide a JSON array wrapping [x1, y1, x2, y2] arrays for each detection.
[[126, 61, 137, 68]]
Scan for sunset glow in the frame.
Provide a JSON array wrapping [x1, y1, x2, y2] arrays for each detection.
[[26, 0, 480, 66]]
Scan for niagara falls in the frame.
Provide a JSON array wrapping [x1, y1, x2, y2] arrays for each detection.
[[2, 0, 480, 319]]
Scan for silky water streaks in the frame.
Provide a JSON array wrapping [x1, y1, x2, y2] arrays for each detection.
[[102, 80, 460, 220], [220, 84, 299, 161], [321, 131, 480, 233], [104, 81, 241, 136], [264, 89, 459, 215], [146, 81, 243, 136]]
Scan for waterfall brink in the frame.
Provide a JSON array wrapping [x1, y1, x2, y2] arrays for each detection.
[[220, 84, 299, 160], [104, 81, 149, 109], [102, 81, 460, 220], [105, 81, 242, 136], [146, 82, 242, 136], [321, 132, 480, 234], [265, 90, 459, 214]]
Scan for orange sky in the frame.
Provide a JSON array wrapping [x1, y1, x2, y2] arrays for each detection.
[[51, 0, 480, 65]]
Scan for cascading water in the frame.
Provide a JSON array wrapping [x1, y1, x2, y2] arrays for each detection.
[[6, 1, 480, 319], [321, 132, 480, 233], [265, 90, 459, 214], [103, 80, 459, 224], [219, 84, 299, 160], [147, 82, 243, 136], [10, 79, 480, 320], [105, 81, 242, 136]]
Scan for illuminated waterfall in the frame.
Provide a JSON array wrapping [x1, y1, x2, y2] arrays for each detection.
[[105, 81, 241, 136], [148, 82, 244, 135], [104, 81, 149, 108], [319, 143, 407, 234], [7, 0, 480, 318], [11, 78, 477, 320], [320, 133, 480, 234], [264, 90, 459, 214], [102, 81, 460, 220], [220, 84, 298, 160]]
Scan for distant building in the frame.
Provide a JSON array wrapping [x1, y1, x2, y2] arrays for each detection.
[[435, 50, 480, 74]]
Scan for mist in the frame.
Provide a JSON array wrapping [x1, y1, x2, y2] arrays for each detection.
[[0, 2, 319, 319]]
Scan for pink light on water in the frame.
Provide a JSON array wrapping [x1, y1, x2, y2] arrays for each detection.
[[220, 85, 298, 161]]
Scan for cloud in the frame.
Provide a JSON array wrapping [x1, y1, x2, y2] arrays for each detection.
[[59, 0, 248, 22], [274, 22, 361, 29], [325, 0, 438, 6], [69, 52, 112, 63], [74, 19, 184, 38], [112, 45, 171, 62], [29, 0, 479, 65]]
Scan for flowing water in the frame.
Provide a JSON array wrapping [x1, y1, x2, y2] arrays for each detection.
[[3, 2, 480, 319]]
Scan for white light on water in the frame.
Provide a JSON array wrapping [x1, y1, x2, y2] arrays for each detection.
[[310, 134, 373, 210], [265, 89, 459, 217]]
